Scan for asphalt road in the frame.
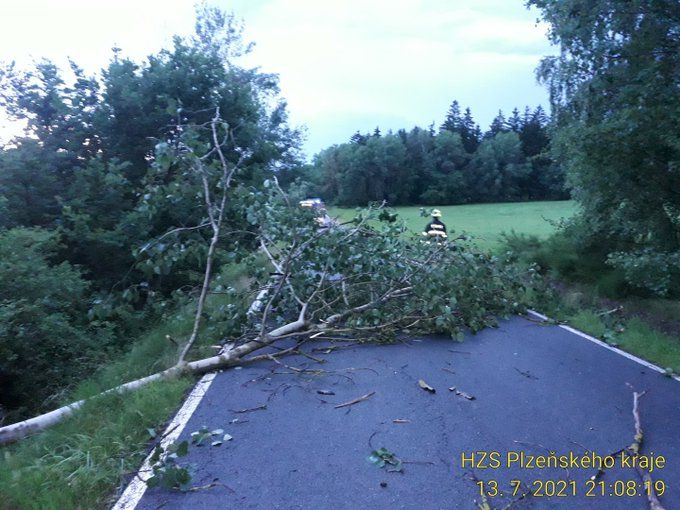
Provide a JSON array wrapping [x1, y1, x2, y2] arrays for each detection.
[[129, 316, 679, 510]]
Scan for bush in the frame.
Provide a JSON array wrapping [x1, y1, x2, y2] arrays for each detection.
[[502, 227, 634, 299], [508, 211, 680, 299], [607, 249, 680, 298], [0, 228, 113, 418]]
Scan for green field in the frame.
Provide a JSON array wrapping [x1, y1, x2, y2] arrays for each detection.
[[330, 200, 578, 251]]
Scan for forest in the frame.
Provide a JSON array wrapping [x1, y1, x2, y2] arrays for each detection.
[[304, 102, 568, 206]]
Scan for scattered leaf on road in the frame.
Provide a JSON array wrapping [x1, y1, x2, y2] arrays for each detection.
[[367, 447, 404, 473]]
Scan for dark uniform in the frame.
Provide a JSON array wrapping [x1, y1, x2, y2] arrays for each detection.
[[423, 217, 447, 239]]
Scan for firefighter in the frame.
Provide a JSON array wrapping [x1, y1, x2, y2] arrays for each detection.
[[299, 198, 337, 230], [422, 209, 448, 240]]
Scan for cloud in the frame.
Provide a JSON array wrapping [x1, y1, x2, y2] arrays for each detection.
[[226, 0, 555, 156], [0, 0, 195, 69], [0, 0, 556, 156]]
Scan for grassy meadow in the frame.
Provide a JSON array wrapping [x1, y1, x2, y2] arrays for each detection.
[[330, 200, 578, 251]]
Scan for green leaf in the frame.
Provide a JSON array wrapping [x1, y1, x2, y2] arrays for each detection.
[[388, 460, 403, 473], [175, 440, 189, 457], [150, 445, 162, 464]]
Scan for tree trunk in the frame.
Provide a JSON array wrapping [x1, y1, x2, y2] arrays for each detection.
[[0, 313, 307, 445]]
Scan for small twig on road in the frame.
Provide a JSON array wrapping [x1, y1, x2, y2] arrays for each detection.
[[334, 391, 376, 409], [587, 389, 666, 510], [514, 439, 571, 480], [637, 467, 665, 510], [630, 391, 665, 510], [187, 479, 236, 494], [448, 387, 475, 400], [569, 440, 590, 452], [514, 368, 539, 380], [230, 404, 267, 414], [295, 350, 326, 364]]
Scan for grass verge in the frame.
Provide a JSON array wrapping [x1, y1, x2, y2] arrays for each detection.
[[503, 229, 679, 373], [0, 261, 255, 509], [532, 285, 680, 374], [565, 310, 680, 373], [0, 378, 192, 510]]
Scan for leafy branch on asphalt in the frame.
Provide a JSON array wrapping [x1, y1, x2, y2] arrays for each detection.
[[367, 447, 404, 473]]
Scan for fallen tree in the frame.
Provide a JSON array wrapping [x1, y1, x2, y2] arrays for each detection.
[[0, 120, 539, 445]]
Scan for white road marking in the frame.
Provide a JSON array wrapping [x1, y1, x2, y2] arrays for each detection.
[[110, 371, 217, 510], [111, 287, 269, 509], [527, 309, 680, 383], [111, 288, 269, 510]]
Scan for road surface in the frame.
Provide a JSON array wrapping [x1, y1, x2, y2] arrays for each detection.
[[117, 315, 680, 509]]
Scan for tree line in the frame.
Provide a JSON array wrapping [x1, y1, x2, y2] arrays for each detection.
[[303, 102, 569, 206]]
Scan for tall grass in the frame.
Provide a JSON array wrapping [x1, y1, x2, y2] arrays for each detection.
[[0, 376, 192, 509]]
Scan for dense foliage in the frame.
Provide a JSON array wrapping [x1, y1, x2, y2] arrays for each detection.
[[528, 0, 680, 296], [0, 8, 300, 290], [0, 229, 113, 415], [230, 185, 539, 342], [0, 6, 302, 417], [304, 102, 568, 206]]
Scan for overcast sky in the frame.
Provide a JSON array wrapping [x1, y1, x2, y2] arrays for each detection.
[[0, 0, 555, 158]]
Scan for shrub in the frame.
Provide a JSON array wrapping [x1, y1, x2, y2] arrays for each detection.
[[607, 249, 680, 298], [0, 228, 113, 418]]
